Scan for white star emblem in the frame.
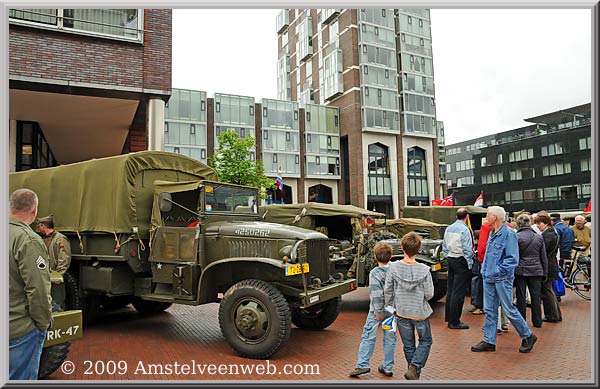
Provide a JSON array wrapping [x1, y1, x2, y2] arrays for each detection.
[[157, 263, 162, 270]]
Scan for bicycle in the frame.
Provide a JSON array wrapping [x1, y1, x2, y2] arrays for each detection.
[[559, 246, 592, 301]]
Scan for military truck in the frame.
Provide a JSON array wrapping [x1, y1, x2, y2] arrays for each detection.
[[9, 151, 356, 360], [259, 203, 448, 301]]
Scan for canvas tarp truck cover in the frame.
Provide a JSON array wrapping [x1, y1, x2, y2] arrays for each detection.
[[259, 202, 385, 230], [401, 206, 487, 226], [376, 218, 447, 239], [9, 151, 217, 237]]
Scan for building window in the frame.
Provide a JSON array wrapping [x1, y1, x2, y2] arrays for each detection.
[[382, 9, 386, 17], [364, 65, 368, 74], [408, 16, 412, 24], [249, 106, 254, 116], [286, 132, 291, 141], [406, 147, 429, 201], [368, 143, 392, 197], [200, 149, 206, 159], [215, 102, 220, 112], [581, 158, 591, 172], [190, 124, 196, 134], [201, 101, 205, 111], [9, 9, 143, 42], [419, 19, 423, 27], [263, 130, 269, 140], [263, 107, 268, 117]]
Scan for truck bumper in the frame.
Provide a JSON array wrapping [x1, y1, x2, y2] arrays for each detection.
[[299, 279, 357, 308]]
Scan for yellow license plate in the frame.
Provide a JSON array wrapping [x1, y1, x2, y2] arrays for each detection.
[[285, 263, 309, 276], [431, 263, 441, 271]]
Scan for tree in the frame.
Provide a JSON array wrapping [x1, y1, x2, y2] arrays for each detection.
[[210, 130, 274, 198]]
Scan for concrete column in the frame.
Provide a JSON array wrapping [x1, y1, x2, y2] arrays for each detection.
[[9, 120, 17, 172], [147, 98, 165, 151]]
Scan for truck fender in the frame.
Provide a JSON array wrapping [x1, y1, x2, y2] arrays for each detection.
[[196, 257, 286, 305]]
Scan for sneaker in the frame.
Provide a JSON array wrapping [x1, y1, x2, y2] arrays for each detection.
[[496, 328, 502, 335], [471, 341, 496, 352], [519, 333, 538, 353], [404, 365, 420, 380], [349, 367, 370, 377], [448, 322, 470, 330], [378, 365, 393, 377], [502, 327, 509, 333], [471, 308, 485, 315]]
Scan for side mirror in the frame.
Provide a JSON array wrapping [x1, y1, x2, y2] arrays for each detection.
[[158, 192, 173, 212]]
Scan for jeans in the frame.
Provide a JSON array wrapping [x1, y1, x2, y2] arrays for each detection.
[[445, 256, 471, 326], [483, 278, 532, 345], [397, 317, 432, 373], [356, 310, 396, 372], [471, 260, 484, 308], [514, 275, 543, 327], [9, 328, 47, 380]]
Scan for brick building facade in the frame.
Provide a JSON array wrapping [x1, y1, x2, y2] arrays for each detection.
[[8, 8, 172, 170]]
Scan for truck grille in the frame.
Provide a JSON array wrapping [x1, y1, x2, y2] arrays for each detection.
[[299, 239, 331, 282], [228, 239, 273, 258]]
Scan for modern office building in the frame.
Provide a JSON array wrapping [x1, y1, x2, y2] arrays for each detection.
[[445, 103, 591, 213], [276, 8, 441, 217], [164, 89, 340, 205], [8, 8, 172, 171]]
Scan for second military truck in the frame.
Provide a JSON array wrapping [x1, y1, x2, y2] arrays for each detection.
[[9, 151, 356, 359]]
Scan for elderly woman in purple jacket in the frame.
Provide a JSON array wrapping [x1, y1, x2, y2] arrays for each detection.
[[515, 214, 548, 329]]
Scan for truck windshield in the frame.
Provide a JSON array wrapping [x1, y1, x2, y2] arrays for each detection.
[[204, 183, 259, 214]]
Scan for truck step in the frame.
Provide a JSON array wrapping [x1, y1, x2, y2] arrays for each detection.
[[139, 294, 174, 303]]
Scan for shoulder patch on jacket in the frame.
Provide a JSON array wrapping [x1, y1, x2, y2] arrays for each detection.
[[36, 256, 47, 270]]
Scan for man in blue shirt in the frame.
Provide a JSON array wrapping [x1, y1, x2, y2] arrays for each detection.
[[442, 208, 473, 329], [471, 206, 538, 353], [551, 213, 575, 271]]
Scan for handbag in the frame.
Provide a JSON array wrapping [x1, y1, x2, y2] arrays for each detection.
[[553, 270, 566, 297]]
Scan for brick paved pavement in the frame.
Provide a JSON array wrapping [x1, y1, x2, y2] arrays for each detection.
[[49, 287, 593, 382]]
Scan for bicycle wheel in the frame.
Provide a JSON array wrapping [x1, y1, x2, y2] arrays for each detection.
[[571, 268, 591, 301]]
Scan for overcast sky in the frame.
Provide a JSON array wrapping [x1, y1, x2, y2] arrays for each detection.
[[172, 8, 592, 145]]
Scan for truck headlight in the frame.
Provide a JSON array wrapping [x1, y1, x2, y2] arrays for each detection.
[[279, 245, 294, 263]]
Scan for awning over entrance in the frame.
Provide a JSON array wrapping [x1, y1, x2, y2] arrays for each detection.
[[10, 89, 139, 164]]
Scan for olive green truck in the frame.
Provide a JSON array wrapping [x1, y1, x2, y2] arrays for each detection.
[[9, 151, 356, 363]]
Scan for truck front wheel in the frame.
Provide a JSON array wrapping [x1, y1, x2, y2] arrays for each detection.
[[219, 279, 291, 359], [291, 296, 342, 330], [429, 279, 447, 303]]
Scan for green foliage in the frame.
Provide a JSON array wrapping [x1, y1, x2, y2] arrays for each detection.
[[210, 130, 275, 198]]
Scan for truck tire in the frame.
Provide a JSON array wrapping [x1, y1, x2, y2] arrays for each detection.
[[291, 296, 342, 330], [131, 298, 173, 314], [63, 271, 83, 311], [429, 280, 447, 303], [39, 302, 71, 379], [219, 279, 291, 359]]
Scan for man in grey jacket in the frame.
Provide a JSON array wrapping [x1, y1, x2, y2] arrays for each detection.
[[385, 232, 434, 380]]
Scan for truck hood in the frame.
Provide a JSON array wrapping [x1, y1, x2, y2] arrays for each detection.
[[205, 221, 327, 240]]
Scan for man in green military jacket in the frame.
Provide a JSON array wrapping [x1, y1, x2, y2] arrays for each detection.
[[9, 189, 53, 380], [37, 214, 72, 275]]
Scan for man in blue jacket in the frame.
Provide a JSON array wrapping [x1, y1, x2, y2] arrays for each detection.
[[471, 206, 538, 353], [550, 213, 575, 271]]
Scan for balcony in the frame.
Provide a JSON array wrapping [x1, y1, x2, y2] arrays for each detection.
[[276, 9, 289, 34], [321, 9, 340, 25]]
